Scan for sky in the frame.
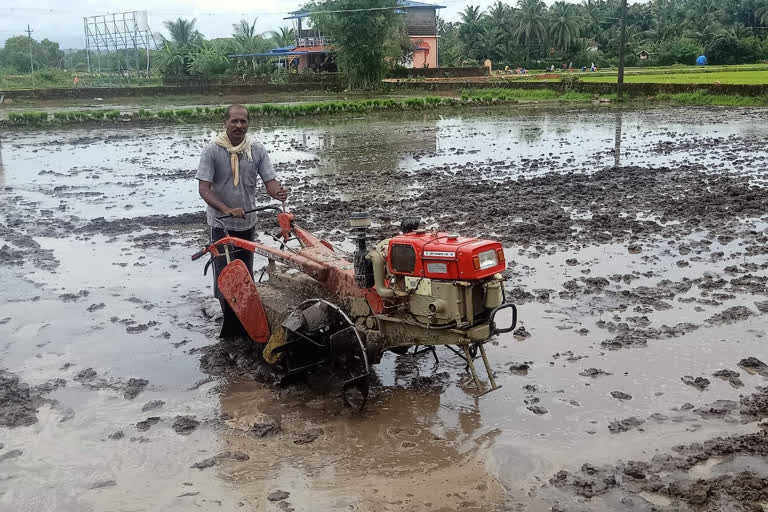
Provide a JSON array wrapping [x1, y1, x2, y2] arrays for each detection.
[[2, 0, 587, 50]]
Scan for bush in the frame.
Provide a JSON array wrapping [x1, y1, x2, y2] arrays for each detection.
[[706, 36, 764, 65], [656, 39, 704, 66]]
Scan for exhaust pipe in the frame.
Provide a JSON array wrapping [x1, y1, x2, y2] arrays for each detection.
[[368, 245, 394, 298], [351, 212, 375, 289]]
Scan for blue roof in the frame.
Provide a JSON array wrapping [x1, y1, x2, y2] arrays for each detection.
[[285, 0, 445, 19]]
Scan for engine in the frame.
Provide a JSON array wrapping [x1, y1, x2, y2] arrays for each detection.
[[357, 216, 507, 348]]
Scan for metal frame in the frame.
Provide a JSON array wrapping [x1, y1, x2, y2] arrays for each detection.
[[83, 11, 157, 76]]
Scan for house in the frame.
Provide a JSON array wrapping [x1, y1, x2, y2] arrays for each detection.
[[284, 0, 445, 71], [638, 50, 651, 60]]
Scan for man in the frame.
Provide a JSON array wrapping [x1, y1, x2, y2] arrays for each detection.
[[196, 104, 288, 336]]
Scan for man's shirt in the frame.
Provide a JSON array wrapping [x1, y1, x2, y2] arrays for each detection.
[[196, 141, 277, 231]]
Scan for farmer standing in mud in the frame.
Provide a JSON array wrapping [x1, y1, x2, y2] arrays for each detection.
[[196, 104, 289, 336]]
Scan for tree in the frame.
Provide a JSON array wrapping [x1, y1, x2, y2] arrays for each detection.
[[459, 5, 485, 61], [161, 18, 203, 46], [548, 1, 581, 51], [231, 17, 270, 74], [310, 0, 404, 89], [514, 0, 548, 47], [269, 26, 297, 48]]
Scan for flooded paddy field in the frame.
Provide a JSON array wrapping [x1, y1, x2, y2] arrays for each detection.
[[2, 106, 768, 511]]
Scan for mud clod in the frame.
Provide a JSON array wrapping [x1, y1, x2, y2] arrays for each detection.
[[248, 419, 281, 438], [171, 415, 200, 435], [681, 376, 711, 391], [527, 405, 548, 415], [610, 391, 632, 400], [513, 326, 531, 338], [608, 417, 645, 433], [89, 480, 117, 489], [141, 400, 165, 412], [123, 378, 148, 400], [0, 370, 40, 428], [712, 369, 744, 387], [135, 417, 160, 432], [108, 431, 125, 440], [191, 451, 249, 470], [267, 490, 290, 502], [706, 306, 754, 325], [294, 428, 324, 445], [739, 357, 768, 376], [579, 368, 613, 378]]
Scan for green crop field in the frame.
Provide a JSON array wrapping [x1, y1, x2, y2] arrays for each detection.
[[581, 70, 768, 85]]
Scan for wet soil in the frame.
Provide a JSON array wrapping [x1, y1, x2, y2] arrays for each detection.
[[2, 106, 768, 511]]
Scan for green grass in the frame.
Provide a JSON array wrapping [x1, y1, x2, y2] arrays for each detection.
[[658, 90, 768, 106], [582, 70, 768, 85], [0, 71, 162, 90], [461, 88, 600, 102]]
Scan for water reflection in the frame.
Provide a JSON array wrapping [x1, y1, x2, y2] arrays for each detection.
[[614, 111, 624, 168], [0, 136, 5, 188], [215, 379, 501, 509]]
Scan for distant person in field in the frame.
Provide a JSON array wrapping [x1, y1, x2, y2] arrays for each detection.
[[196, 104, 289, 335], [73, 75, 80, 87]]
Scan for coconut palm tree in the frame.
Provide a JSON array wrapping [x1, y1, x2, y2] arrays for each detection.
[[514, 0, 548, 47], [162, 18, 203, 46], [269, 27, 297, 48], [548, 1, 581, 50], [459, 5, 486, 61]]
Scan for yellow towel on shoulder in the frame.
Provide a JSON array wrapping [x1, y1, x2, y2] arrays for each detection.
[[214, 132, 253, 187]]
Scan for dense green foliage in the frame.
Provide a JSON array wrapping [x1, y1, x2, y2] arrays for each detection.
[[439, 0, 768, 69], [308, 0, 407, 89]]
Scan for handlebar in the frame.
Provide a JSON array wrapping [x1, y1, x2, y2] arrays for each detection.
[[191, 248, 207, 261], [216, 205, 282, 221], [192, 205, 283, 261]]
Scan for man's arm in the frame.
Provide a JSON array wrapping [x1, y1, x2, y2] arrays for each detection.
[[198, 180, 244, 218], [255, 146, 289, 202], [264, 179, 289, 202]]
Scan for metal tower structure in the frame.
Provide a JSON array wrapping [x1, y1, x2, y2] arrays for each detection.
[[84, 11, 157, 76]]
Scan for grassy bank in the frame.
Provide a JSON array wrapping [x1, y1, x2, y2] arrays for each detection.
[[3, 88, 767, 127], [2, 90, 597, 127], [656, 90, 768, 106]]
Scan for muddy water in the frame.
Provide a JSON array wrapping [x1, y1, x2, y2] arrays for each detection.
[[2, 106, 768, 512]]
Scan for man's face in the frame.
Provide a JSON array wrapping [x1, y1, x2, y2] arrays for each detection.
[[225, 108, 249, 143]]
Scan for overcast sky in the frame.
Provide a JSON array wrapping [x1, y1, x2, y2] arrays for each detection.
[[3, 0, 593, 50]]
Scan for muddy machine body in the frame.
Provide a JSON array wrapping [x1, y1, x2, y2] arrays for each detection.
[[192, 207, 517, 407]]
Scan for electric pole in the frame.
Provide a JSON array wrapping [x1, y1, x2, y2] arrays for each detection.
[[616, 0, 628, 100], [25, 25, 34, 74]]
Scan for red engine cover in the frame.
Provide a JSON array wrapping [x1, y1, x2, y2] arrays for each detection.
[[387, 232, 506, 280]]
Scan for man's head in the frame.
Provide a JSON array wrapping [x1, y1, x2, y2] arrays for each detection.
[[224, 104, 249, 145]]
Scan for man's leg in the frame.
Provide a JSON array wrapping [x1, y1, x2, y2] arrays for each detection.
[[210, 226, 256, 338]]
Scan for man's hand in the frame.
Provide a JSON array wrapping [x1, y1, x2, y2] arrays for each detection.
[[265, 180, 289, 202], [223, 207, 245, 218]]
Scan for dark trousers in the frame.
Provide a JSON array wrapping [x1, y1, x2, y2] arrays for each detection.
[[210, 226, 255, 337]]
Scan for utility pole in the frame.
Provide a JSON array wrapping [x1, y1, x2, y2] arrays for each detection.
[[25, 25, 34, 74], [616, 0, 628, 100]]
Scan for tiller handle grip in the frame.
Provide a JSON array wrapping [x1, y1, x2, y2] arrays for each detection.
[[191, 248, 207, 261]]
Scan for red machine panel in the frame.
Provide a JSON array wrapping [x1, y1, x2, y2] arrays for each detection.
[[388, 232, 506, 280]]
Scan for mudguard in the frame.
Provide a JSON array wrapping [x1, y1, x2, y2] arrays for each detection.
[[217, 259, 271, 343]]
